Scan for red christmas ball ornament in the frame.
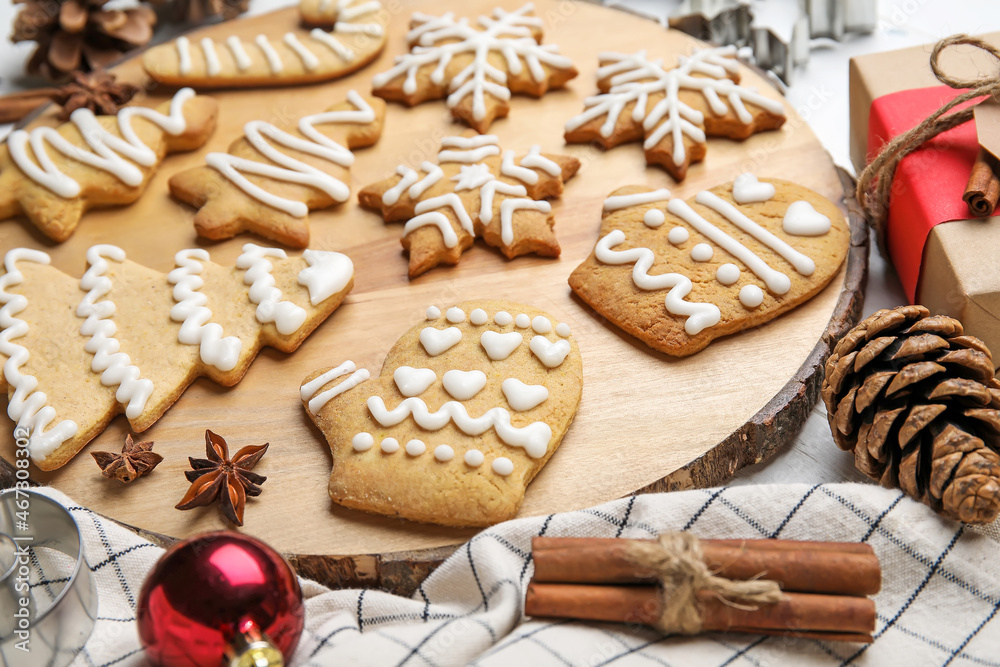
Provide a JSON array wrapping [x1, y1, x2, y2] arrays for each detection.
[[137, 531, 304, 667]]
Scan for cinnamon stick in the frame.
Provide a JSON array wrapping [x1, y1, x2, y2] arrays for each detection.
[[963, 148, 1000, 216], [0, 88, 59, 124], [531, 537, 881, 596], [525, 582, 875, 642]]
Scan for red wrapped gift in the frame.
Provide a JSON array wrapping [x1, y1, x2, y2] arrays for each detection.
[[850, 33, 1000, 361]]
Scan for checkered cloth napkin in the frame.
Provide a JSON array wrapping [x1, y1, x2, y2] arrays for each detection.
[[27, 483, 999, 666]]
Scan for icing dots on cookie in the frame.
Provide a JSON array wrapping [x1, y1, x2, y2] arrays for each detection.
[[469, 308, 488, 325], [481, 331, 523, 360], [732, 173, 776, 204], [783, 200, 832, 236], [464, 449, 485, 467], [393, 366, 437, 397], [531, 316, 552, 334], [426, 305, 441, 319], [502, 378, 549, 411], [434, 444, 455, 462], [381, 437, 400, 453], [353, 432, 374, 451], [492, 457, 514, 476], [529, 336, 571, 368], [419, 326, 462, 356], [446, 306, 466, 323], [716, 263, 741, 286], [739, 284, 765, 308], [690, 243, 713, 262], [555, 322, 571, 337], [643, 209, 666, 228], [668, 227, 689, 245], [494, 311, 513, 326], [515, 313, 531, 328], [405, 439, 427, 456], [442, 370, 487, 400]]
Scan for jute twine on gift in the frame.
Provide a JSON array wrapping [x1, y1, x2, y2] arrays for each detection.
[[857, 34, 1000, 255], [624, 532, 781, 634]]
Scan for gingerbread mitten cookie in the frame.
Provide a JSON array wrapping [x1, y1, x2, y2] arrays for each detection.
[[301, 301, 583, 526], [143, 0, 389, 87], [565, 47, 786, 181], [0, 244, 353, 470], [358, 135, 579, 277], [371, 4, 576, 133], [569, 176, 850, 356], [0, 89, 217, 241], [170, 91, 385, 247]]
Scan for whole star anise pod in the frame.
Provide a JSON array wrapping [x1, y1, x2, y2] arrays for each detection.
[[92, 434, 163, 483], [176, 430, 268, 526], [50, 69, 140, 120]]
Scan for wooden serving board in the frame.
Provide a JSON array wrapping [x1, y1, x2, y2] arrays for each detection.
[[0, 0, 867, 590]]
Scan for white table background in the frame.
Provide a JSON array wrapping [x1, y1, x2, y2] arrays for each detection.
[[0, 0, 993, 488]]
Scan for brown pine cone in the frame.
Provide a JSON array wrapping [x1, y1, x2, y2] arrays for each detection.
[[822, 305, 1000, 524], [12, 0, 156, 80]]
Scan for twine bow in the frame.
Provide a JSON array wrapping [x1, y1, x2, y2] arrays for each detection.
[[624, 532, 782, 634], [856, 34, 1000, 255]]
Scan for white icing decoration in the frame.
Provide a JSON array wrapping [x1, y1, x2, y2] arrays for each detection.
[[393, 366, 438, 397], [716, 263, 741, 286], [168, 249, 243, 372], [8, 88, 196, 198], [531, 316, 552, 334], [690, 243, 714, 262], [301, 360, 370, 414], [255, 35, 283, 73], [499, 199, 551, 245], [176, 36, 193, 74], [367, 396, 552, 458], [440, 135, 500, 149], [492, 457, 514, 476], [595, 230, 721, 335], [452, 163, 495, 191], [477, 180, 528, 226], [310, 28, 355, 62], [565, 47, 785, 167], [469, 308, 488, 325], [464, 449, 485, 466], [201, 38, 221, 76], [502, 378, 548, 411], [442, 369, 487, 400], [732, 173, 775, 204], [494, 311, 513, 326], [0, 249, 78, 461], [205, 90, 374, 217], [555, 322, 570, 337], [371, 6, 573, 122], [480, 330, 523, 360], [529, 336, 571, 368], [405, 439, 427, 456], [783, 200, 832, 237], [298, 249, 354, 305], [353, 432, 374, 451], [283, 33, 320, 71], [446, 306, 466, 323], [603, 188, 672, 212], [381, 437, 400, 453], [667, 198, 792, 294], [426, 306, 441, 319], [235, 244, 308, 335], [644, 209, 666, 228], [434, 444, 455, 462], [668, 227, 689, 245], [408, 162, 445, 200], [226, 36, 251, 71], [519, 145, 561, 176], [501, 149, 538, 184], [419, 326, 463, 356], [514, 314, 531, 328], [438, 144, 501, 164], [338, 0, 382, 22], [739, 284, 765, 308], [77, 245, 154, 420], [696, 191, 816, 276]]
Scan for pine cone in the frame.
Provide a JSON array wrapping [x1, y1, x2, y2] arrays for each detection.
[[822, 305, 1000, 523], [12, 0, 156, 80]]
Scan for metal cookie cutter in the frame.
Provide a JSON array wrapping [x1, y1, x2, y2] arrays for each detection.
[[0, 489, 97, 666]]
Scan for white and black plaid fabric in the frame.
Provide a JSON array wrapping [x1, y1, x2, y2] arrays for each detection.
[[24, 483, 999, 666]]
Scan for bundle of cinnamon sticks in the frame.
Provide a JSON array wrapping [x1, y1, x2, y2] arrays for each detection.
[[525, 535, 881, 643]]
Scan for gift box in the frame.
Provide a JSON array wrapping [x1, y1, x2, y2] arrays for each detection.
[[849, 33, 1000, 361]]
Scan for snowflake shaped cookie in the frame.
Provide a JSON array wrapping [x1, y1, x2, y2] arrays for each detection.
[[359, 135, 579, 278], [565, 47, 786, 181], [371, 3, 577, 132]]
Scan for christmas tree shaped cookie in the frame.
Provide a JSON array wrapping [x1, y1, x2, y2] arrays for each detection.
[[0, 243, 353, 470], [569, 176, 850, 356], [0, 88, 217, 242], [301, 300, 583, 526], [143, 0, 390, 87], [371, 3, 577, 132], [358, 135, 579, 277], [170, 90, 385, 248], [565, 47, 786, 181]]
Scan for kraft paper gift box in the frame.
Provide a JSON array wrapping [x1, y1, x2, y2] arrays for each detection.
[[849, 32, 1000, 363]]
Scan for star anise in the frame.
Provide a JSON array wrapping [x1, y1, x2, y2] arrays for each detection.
[[91, 434, 163, 483], [50, 69, 140, 120], [175, 430, 268, 526]]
